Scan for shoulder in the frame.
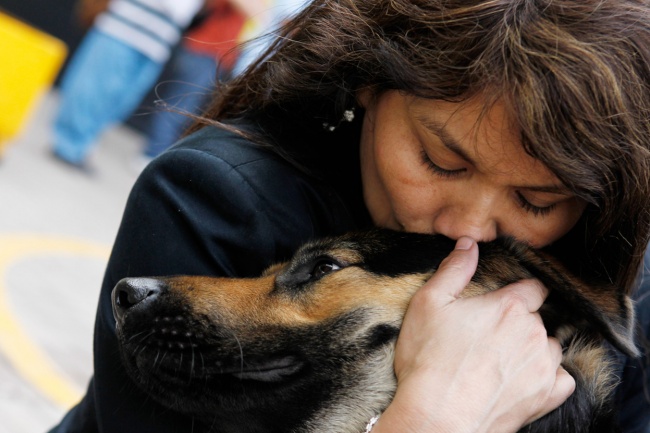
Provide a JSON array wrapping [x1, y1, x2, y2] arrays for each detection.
[[166, 125, 304, 187], [170, 124, 275, 165], [119, 125, 361, 277], [146, 125, 295, 202], [153, 125, 357, 232]]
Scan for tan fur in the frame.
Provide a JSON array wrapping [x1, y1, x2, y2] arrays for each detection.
[[168, 270, 428, 327]]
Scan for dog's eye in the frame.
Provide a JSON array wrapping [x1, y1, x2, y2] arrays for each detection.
[[310, 260, 341, 279]]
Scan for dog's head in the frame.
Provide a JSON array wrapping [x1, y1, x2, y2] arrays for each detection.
[[112, 229, 638, 433]]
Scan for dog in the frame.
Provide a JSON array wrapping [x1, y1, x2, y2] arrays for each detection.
[[112, 229, 639, 433]]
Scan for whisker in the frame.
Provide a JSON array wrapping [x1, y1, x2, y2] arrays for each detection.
[[127, 329, 152, 344], [189, 343, 196, 384], [200, 352, 207, 388], [153, 349, 162, 368], [158, 351, 168, 371], [230, 330, 244, 373]]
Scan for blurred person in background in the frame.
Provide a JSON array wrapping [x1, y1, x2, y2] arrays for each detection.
[[50, 0, 203, 170], [133, 0, 247, 171], [133, 0, 307, 171]]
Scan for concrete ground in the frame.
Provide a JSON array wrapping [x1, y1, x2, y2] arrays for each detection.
[[0, 91, 144, 433]]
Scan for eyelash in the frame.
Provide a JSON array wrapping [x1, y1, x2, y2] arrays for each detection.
[[420, 149, 557, 218], [516, 192, 557, 217], [420, 149, 465, 178]]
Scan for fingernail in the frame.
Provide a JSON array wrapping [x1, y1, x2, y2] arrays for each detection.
[[455, 237, 473, 250]]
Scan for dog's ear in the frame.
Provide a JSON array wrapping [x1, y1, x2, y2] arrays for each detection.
[[496, 238, 639, 357], [527, 254, 639, 358], [570, 289, 639, 358], [613, 297, 640, 357]]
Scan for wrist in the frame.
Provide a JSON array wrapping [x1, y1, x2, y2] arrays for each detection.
[[370, 396, 451, 433], [371, 382, 481, 433], [364, 415, 380, 432]]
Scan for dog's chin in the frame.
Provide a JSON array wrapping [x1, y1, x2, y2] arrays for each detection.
[[121, 343, 309, 414]]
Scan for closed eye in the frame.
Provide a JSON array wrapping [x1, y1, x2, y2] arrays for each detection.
[[420, 149, 466, 178], [515, 191, 557, 217]]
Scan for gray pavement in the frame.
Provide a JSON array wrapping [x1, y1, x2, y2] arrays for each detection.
[[0, 91, 143, 433]]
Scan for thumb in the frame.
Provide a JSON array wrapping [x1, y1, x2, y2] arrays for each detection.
[[421, 236, 479, 302]]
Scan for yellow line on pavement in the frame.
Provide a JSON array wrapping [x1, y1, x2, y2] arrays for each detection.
[[0, 234, 110, 409]]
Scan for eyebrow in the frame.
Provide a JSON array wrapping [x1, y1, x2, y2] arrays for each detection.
[[415, 115, 571, 196]]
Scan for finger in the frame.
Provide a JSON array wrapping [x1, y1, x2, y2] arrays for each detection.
[[421, 237, 479, 301], [494, 278, 549, 313], [526, 366, 576, 425], [548, 336, 564, 365], [550, 366, 577, 407], [525, 336, 574, 424]]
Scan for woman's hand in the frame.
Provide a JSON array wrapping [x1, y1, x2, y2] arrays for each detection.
[[372, 237, 575, 433]]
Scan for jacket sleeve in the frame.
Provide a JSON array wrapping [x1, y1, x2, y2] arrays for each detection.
[[50, 134, 352, 432]]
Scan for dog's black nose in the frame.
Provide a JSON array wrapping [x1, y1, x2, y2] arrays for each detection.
[[112, 278, 163, 324]]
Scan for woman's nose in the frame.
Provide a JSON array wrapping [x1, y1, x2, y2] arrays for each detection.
[[432, 199, 499, 242]]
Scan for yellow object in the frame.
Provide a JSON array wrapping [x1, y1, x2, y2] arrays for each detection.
[[0, 12, 67, 148], [0, 234, 110, 409]]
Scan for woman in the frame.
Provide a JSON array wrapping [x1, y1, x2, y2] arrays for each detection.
[[49, 0, 650, 432]]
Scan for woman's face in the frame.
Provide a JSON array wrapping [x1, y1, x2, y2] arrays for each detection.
[[359, 91, 586, 248]]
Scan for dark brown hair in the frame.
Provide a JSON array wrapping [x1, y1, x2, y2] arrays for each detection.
[[193, 0, 650, 293]]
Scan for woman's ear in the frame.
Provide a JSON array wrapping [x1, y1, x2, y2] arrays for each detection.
[[356, 88, 374, 109]]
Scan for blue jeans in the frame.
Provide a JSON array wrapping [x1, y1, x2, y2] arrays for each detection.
[[143, 44, 225, 158], [53, 29, 164, 163]]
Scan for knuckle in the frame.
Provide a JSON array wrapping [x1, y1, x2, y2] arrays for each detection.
[[411, 282, 441, 308], [411, 284, 432, 301], [528, 324, 549, 346], [547, 336, 562, 350], [510, 278, 546, 298], [499, 291, 529, 314]]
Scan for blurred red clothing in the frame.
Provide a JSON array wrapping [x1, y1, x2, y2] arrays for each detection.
[[184, 0, 246, 71]]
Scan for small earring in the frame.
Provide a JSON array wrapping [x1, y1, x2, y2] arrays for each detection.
[[323, 108, 356, 132]]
